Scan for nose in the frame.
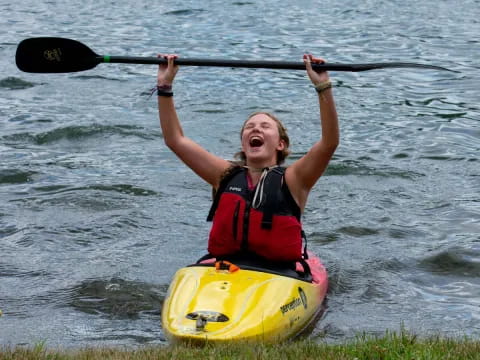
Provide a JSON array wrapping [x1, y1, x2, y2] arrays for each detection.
[[249, 124, 262, 132]]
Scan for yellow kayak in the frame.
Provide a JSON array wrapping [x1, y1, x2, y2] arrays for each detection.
[[161, 254, 328, 344]]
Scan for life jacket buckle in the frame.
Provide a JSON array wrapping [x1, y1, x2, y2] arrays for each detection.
[[215, 260, 240, 273]]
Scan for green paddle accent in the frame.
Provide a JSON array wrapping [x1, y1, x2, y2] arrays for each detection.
[[15, 37, 457, 74]]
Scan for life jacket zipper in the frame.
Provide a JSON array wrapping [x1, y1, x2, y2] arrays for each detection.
[[232, 201, 240, 242], [241, 200, 251, 252]]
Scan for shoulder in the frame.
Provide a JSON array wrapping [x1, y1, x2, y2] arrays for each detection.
[[220, 162, 245, 182], [212, 163, 245, 196], [284, 165, 308, 212]]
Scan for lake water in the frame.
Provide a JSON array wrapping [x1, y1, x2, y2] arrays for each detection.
[[1, 0, 479, 348]]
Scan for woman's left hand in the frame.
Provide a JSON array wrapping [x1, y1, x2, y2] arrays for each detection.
[[303, 54, 330, 85]]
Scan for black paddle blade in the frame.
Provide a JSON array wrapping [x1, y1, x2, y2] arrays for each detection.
[[16, 37, 101, 73]]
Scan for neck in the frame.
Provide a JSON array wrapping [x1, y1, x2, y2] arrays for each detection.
[[244, 164, 277, 173], [244, 157, 278, 171]]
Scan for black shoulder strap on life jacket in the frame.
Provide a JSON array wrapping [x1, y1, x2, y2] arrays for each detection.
[[207, 166, 244, 222], [260, 167, 285, 229]]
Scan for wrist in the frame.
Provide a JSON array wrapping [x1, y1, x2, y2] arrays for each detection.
[[314, 80, 332, 94], [157, 83, 173, 90], [157, 84, 173, 97]]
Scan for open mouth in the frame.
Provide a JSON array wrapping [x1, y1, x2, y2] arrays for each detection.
[[249, 136, 264, 148]]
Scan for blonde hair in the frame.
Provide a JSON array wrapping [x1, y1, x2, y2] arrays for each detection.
[[234, 112, 291, 165]]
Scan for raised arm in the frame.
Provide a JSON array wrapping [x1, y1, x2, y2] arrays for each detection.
[[285, 54, 340, 211], [157, 54, 230, 188]]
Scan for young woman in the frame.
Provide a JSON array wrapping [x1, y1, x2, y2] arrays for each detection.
[[156, 54, 339, 263]]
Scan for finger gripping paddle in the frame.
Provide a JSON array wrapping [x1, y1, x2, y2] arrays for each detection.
[[15, 37, 456, 74]]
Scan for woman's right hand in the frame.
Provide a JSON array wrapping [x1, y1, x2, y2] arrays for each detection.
[[157, 54, 179, 86]]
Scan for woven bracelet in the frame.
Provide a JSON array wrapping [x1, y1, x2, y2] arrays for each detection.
[[314, 81, 332, 94]]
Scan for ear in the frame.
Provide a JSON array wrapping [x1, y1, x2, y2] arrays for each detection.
[[276, 139, 286, 151]]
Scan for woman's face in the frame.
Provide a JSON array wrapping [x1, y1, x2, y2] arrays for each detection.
[[241, 114, 285, 165]]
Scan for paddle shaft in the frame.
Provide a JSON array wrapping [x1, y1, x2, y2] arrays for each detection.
[[104, 55, 450, 72]]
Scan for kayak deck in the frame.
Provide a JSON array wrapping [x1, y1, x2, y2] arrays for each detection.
[[162, 254, 328, 344]]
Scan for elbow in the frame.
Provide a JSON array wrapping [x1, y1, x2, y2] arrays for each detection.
[[332, 138, 340, 151], [327, 143, 339, 157], [163, 136, 179, 152], [325, 138, 339, 155], [164, 134, 187, 155]]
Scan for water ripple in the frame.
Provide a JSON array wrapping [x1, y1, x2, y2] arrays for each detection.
[[68, 278, 167, 319], [419, 248, 480, 277], [162, 9, 205, 16], [0, 77, 37, 90], [0, 168, 37, 184], [3, 124, 158, 146], [10, 184, 159, 212]]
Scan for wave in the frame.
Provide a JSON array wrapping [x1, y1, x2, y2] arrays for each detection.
[[0, 77, 37, 90], [325, 159, 424, 180], [2, 124, 158, 145], [337, 226, 380, 237], [308, 231, 341, 244], [11, 184, 159, 213], [0, 168, 37, 184], [33, 183, 158, 197], [327, 257, 406, 302], [419, 247, 480, 277], [67, 278, 168, 319], [0, 224, 19, 239], [162, 9, 205, 16], [72, 75, 127, 82], [0, 263, 49, 278]]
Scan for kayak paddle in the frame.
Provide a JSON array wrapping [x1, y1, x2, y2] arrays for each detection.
[[16, 37, 456, 74]]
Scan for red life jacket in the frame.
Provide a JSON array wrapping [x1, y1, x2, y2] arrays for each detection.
[[207, 166, 303, 262]]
